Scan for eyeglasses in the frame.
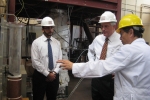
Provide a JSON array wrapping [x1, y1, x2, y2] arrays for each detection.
[[43, 26, 54, 30]]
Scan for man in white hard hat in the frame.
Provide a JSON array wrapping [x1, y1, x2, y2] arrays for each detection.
[[88, 11, 122, 100], [31, 16, 62, 100], [57, 14, 150, 100]]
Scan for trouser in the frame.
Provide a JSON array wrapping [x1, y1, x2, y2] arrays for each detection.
[[91, 74, 114, 100], [32, 70, 59, 100]]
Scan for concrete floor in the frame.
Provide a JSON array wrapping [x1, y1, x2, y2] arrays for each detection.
[[66, 71, 92, 100], [2, 71, 93, 100], [43, 71, 92, 100]]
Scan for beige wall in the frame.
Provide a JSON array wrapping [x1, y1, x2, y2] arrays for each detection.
[[121, 0, 150, 44], [0, 0, 6, 14]]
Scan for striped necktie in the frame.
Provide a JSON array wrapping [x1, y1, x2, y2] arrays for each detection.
[[47, 38, 54, 70], [100, 38, 109, 60]]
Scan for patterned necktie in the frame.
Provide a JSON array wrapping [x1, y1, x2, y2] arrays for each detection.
[[100, 38, 109, 60], [47, 39, 54, 70]]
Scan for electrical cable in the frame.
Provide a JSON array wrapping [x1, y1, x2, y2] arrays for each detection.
[[16, 0, 24, 16], [65, 49, 88, 100], [16, 0, 45, 18], [37, 9, 47, 19], [66, 3, 150, 99], [16, 0, 31, 24], [121, 3, 150, 14], [16, 1, 46, 18], [24, 6, 40, 17], [21, 0, 30, 18], [66, 78, 84, 100], [54, 25, 88, 99], [74, 49, 88, 63]]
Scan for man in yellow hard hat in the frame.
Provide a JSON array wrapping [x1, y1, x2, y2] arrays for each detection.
[[57, 14, 150, 100]]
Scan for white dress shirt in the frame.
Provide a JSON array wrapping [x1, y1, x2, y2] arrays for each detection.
[[88, 32, 122, 61], [31, 34, 62, 76], [72, 38, 150, 100]]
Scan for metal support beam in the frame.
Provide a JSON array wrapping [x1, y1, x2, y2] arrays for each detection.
[[83, 22, 93, 44], [116, 0, 122, 29], [46, 0, 118, 11], [8, 0, 15, 22]]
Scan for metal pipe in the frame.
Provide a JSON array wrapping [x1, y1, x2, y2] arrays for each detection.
[[7, 0, 15, 22], [0, 5, 5, 7], [1, 13, 17, 22], [140, 4, 150, 19]]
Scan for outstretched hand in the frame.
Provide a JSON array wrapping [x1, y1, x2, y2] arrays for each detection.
[[57, 60, 73, 70]]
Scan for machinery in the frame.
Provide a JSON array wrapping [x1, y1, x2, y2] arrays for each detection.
[[51, 9, 70, 98], [0, 0, 121, 100], [0, 18, 25, 100]]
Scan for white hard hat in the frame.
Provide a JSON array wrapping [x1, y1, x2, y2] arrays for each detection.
[[41, 17, 55, 26], [99, 11, 117, 23]]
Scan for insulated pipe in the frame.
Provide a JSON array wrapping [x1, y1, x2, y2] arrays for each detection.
[[7, 23, 23, 100]]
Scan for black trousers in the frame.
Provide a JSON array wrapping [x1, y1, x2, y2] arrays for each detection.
[[32, 70, 59, 100], [91, 74, 114, 100]]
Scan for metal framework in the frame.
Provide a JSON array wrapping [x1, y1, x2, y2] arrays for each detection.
[[8, 0, 121, 23]]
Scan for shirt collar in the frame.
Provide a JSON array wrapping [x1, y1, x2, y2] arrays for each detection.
[[41, 34, 53, 42], [131, 38, 145, 44], [108, 31, 119, 42]]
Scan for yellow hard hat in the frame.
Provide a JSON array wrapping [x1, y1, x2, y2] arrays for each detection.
[[116, 14, 143, 33]]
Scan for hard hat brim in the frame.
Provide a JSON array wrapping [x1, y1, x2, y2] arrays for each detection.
[[116, 25, 144, 34], [99, 20, 117, 23]]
